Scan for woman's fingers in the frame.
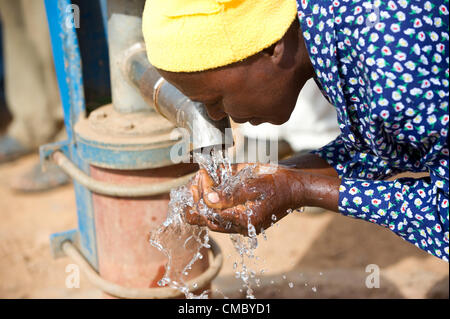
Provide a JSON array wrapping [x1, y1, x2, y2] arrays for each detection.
[[198, 164, 254, 208], [184, 198, 282, 238], [184, 207, 208, 227], [185, 164, 287, 234], [184, 203, 249, 235], [192, 164, 277, 209], [213, 202, 265, 236], [188, 172, 202, 203], [204, 173, 276, 210], [188, 169, 218, 206]]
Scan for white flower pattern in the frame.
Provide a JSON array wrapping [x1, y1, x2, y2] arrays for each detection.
[[297, 0, 449, 261]]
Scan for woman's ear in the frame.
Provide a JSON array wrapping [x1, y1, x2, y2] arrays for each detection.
[[271, 39, 286, 65], [262, 40, 285, 65], [263, 19, 299, 69]]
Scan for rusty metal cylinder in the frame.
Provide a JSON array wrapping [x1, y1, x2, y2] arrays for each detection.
[[90, 162, 209, 294], [72, 103, 212, 297], [46, 0, 222, 299], [81, 0, 223, 297]]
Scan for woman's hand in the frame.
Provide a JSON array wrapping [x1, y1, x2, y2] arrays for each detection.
[[184, 163, 307, 235]]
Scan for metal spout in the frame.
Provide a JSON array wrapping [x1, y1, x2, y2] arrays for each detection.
[[124, 44, 233, 151]]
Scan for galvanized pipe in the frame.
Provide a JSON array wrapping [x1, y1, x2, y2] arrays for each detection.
[[62, 239, 223, 299], [52, 151, 195, 197], [107, 0, 150, 113], [124, 45, 234, 151]]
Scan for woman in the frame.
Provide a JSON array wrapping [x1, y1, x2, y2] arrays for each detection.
[[143, 0, 449, 260]]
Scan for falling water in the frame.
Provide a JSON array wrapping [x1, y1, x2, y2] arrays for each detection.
[[148, 148, 263, 299]]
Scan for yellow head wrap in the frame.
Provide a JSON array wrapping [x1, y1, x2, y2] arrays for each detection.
[[142, 0, 298, 72]]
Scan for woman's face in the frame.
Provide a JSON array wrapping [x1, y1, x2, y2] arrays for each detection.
[[157, 20, 313, 126]]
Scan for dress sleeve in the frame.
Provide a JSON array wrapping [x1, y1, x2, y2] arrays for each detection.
[[311, 135, 403, 180], [311, 135, 449, 261], [338, 175, 449, 261]]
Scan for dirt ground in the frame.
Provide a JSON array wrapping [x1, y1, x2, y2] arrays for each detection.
[[0, 154, 448, 299]]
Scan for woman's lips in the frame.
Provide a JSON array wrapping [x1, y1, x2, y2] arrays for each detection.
[[230, 116, 267, 125], [230, 116, 251, 124], [250, 118, 265, 125]]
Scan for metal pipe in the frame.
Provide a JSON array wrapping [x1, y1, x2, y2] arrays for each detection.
[[124, 44, 234, 151], [62, 239, 223, 299], [106, 0, 151, 113], [52, 151, 195, 197]]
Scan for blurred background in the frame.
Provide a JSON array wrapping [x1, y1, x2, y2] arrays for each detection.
[[0, 0, 448, 299]]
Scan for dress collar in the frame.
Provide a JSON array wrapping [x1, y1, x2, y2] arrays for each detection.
[[296, 0, 347, 119]]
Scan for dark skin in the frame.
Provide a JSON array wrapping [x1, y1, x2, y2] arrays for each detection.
[[157, 19, 341, 235]]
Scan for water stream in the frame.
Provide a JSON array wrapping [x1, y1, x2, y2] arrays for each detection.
[[148, 148, 262, 299]]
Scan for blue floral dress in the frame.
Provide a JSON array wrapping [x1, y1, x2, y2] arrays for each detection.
[[296, 0, 449, 261]]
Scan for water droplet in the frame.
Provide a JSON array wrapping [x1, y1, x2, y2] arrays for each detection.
[[261, 228, 267, 241], [247, 224, 257, 238], [271, 214, 277, 221], [288, 282, 294, 288], [282, 275, 286, 280], [312, 286, 317, 292]]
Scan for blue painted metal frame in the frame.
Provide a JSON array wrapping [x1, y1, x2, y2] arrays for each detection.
[[43, 0, 98, 269], [75, 133, 179, 170], [99, 0, 109, 40]]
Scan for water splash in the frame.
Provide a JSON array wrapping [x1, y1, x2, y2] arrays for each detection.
[[149, 148, 263, 299], [148, 184, 211, 299]]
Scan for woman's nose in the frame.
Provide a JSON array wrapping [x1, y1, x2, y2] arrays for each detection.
[[204, 103, 228, 121]]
